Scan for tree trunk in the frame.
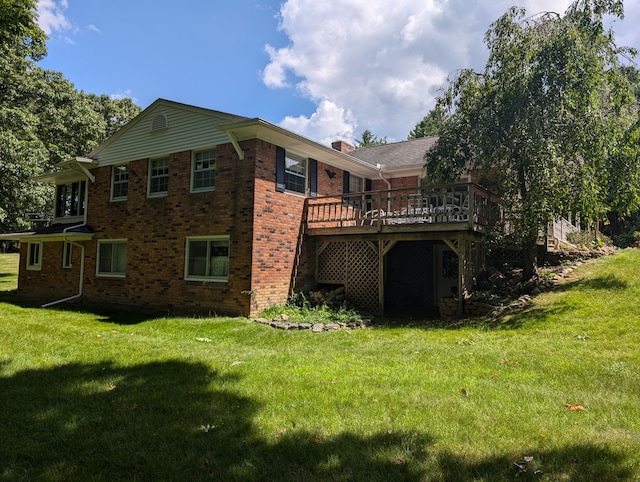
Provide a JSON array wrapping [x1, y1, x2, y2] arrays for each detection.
[[522, 239, 538, 281]]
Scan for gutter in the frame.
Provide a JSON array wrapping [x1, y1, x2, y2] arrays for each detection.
[[42, 178, 90, 308]]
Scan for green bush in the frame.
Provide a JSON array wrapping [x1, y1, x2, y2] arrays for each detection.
[[566, 230, 612, 248], [258, 293, 365, 324]]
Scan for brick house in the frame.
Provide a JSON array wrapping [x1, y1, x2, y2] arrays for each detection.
[[4, 99, 497, 317]]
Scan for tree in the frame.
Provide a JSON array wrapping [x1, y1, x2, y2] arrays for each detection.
[[84, 93, 142, 141], [355, 129, 387, 148], [408, 106, 445, 139], [424, 0, 639, 280], [0, 1, 140, 233]]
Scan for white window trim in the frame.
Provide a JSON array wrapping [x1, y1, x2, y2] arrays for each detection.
[[63, 242, 73, 268], [190, 148, 217, 193], [27, 242, 42, 271], [284, 154, 307, 196], [111, 164, 129, 201], [96, 239, 127, 278], [148, 157, 169, 198], [184, 235, 230, 282]]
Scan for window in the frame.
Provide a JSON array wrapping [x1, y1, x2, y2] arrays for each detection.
[[149, 158, 169, 196], [285, 155, 307, 194], [97, 240, 127, 277], [191, 149, 216, 192], [349, 174, 364, 194], [63, 242, 73, 268], [275, 147, 317, 196], [185, 236, 229, 282], [56, 181, 86, 219], [111, 164, 129, 200], [27, 242, 42, 270]]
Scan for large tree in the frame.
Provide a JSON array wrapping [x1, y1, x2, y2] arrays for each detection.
[[424, 0, 639, 280], [0, 0, 140, 233]]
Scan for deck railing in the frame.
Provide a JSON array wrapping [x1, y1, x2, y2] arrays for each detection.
[[306, 182, 496, 232]]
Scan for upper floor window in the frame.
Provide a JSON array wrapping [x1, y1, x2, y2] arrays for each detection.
[[349, 174, 364, 194], [27, 242, 42, 270], [275, 147, 317, 196], [191, 149, 216, 192], [111, 164, 129, 201], [149, 158, 169, 197], [285, 155, 307, 194], [56, 181, 86, 219]]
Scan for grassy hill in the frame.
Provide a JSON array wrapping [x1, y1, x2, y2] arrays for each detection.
[[0, 251, 638, 481]]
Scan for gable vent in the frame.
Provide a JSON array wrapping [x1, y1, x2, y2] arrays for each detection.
[[150, 113, 168, 132]]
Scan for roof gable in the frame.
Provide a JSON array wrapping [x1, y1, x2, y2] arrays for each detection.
[[87, 99, 249, 166]]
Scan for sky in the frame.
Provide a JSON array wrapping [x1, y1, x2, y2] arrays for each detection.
[[36, 0, 640, 145]]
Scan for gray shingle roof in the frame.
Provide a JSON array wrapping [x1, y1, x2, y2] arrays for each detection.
[[349, 136, 438, 169]]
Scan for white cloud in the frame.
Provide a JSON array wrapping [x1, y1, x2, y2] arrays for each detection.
[[263, 0, 637, 144], [36, 0, 70, 35]]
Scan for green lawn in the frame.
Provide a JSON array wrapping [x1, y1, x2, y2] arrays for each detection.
[[0, 251, 639, 481]]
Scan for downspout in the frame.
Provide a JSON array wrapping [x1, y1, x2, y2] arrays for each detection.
[[377, 164, 391, 213], [42, 180, 89, 308]]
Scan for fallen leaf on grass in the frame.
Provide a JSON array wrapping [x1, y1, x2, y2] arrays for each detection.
[[460, 387, 469, 397], [564, 403, 586, 411]]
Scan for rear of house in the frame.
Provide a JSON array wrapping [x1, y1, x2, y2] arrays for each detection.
[[5, 99, 497, 317]]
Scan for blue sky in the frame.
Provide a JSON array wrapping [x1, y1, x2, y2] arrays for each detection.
[[37, 0, 640, 145]]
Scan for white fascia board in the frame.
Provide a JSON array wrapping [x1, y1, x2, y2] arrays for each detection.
[[217, 118, 379, 178], [0, 232, 94, 242]]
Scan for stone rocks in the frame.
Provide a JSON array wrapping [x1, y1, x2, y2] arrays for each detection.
[[253, 315, 371, 332]]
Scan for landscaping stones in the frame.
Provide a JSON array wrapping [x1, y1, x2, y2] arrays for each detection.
[[253, 315, 372, 332]]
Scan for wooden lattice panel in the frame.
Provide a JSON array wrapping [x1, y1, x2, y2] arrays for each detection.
[[346, 241, 379, 314], [317, 242, 347, 283]]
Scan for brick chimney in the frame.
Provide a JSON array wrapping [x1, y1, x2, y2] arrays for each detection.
[[331, 140, 355, 153]]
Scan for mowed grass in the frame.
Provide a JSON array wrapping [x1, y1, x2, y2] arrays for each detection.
[[0, 251, 639, 481]]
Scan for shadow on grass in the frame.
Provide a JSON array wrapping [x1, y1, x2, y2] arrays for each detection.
[[0, 292, 162, 324], [552, 273, 628, 292], [0, 360, 634, 481]]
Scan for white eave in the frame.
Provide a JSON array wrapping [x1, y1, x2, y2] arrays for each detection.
[[217, 118, 380, 178], [31, 157, 98, 185]]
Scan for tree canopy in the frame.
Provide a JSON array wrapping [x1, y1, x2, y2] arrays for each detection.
[[424, 0, 639, 279], [0, 0, 141, 233], [408, 106, 445, 139]]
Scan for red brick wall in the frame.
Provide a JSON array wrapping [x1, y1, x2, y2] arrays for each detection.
[[78, 142, 256, 316], [17, 241, 82, 303]]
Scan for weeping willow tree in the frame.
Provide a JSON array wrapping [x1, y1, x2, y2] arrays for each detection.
[[425, 0, 639, 280]]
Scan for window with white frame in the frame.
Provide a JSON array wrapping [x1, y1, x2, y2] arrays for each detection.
[[149, 158, 169, 196], [185, 236, 229, 282], [97, 240, 127, 277], [191, 149, 216, 192], [27, 242, 42, 270], [56, 181, 86, 219], [63, 242, 73, 268], [285, 155, 307, 194], [111, 164, 129, 200]]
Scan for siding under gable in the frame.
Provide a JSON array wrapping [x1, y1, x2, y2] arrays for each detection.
[[92, 102, 245, 166]]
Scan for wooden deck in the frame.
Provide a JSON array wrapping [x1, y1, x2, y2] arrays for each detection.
[[306, 183, 496, 236]]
